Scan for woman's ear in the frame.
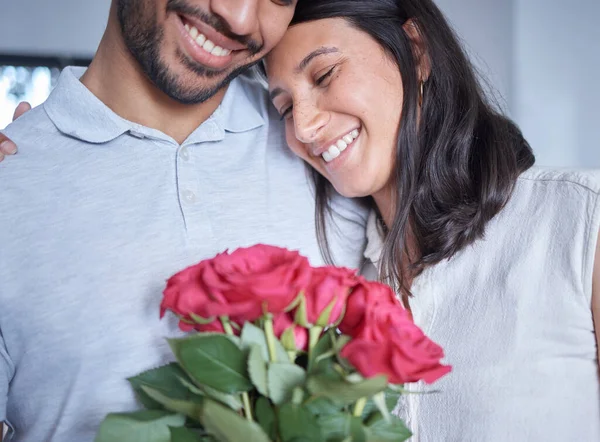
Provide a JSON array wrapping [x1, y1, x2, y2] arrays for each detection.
[[402, 19, 431, 83]]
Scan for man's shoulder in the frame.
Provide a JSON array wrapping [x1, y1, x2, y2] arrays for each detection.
[[2, 104, 61, 149], [0, 105, 73, 180], [233, 68, 281, 122], [235, 68, 269, 100]]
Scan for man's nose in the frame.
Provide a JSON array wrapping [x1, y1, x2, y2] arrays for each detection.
[[210, 0, 259, 38]]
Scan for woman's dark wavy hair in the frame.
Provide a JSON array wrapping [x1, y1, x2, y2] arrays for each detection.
[[291, 0, 535, 292]]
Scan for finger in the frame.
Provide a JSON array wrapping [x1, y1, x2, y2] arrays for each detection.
[[0, 139, 18, 156], [13, 102, 32, 121], [0, 152, 4, 162]]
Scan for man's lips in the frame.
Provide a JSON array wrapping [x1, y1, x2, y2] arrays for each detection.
[[177, 13, 247, 52], [175, 14, 238, 70]]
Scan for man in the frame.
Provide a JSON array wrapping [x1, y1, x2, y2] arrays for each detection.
[[0, 1, 367, 440]]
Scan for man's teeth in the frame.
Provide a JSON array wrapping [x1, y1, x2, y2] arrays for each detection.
[[322, 129, 360, 163], [184, 24, 232, 57]]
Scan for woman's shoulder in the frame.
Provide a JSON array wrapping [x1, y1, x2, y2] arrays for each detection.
[[506, 166, 600, 239], [518, 166, 600, 196]]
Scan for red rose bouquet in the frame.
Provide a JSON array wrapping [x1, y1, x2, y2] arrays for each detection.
[[97, 245, 450, 442]]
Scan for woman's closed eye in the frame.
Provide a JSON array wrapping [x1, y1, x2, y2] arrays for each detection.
[[279, 105, 293, 121], [315, 66, 336, 86], [276, 66, 338, 120]]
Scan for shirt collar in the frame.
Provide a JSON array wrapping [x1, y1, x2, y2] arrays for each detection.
[[364, 209, 385, 266], [215, 69, 266, 134], [44, 66, 267, 145], [44, 67, 133, 144]]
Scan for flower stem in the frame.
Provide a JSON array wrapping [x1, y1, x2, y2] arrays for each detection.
[[353, 397, 367, 417], [220, 316, 253, 421], [241, 391, 253, 422], [263, 315, 278, 363]]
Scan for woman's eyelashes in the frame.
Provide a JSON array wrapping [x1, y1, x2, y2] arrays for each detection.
[[280, 105, 293, 121], [315, 66, 336, 86], [277, 66, 339, 120]]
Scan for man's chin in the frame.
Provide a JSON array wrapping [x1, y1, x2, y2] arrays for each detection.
[[146, 51, 258, 105], [161, 82, 225, 105], [142, 62, 228, 104]]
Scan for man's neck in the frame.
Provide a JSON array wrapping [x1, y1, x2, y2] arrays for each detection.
[[80, 14, 226, 145]]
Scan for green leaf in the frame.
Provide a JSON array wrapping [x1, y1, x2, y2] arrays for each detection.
[[128, 363, 199, 410], [280, 326, 299, 352], [267, 363, 307, 405], [307, 332, 334, 373], [169, 335, 253, 394], [95, 410, 185, 442], [333, 334, 352, 353], [318, 413, 366, 442], [240, 322, 290, 363], [248, 344, 269, 396], [278, 403, 322, 442], [284, 290, 304, 313], [349, 417, 367, 442], [304, 397, 342, 417], [315, 296, 339, 327], [255, 396, 277, 440], [365, 416, 411, 442], [307, 375, 388, 406], [293, 294, 309, 327], [372, 392, 390, 421], [318, 413, 352, 441], [177, 376, 242, 412], [141, 386, 202, 420], [240, 322, 270, 360], [169, 426, 213, 442], [362, 389, 402, 421], [201, 399, 271, 442], [384, 389, 402, 413], [190, 313, 217, 325]]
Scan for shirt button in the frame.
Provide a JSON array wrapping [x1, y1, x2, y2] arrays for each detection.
[[180, 147, 190, 162], [182, 190, 197, 204]]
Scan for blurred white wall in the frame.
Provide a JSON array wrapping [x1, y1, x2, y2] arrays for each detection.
[[438, 0, 599, 167], [513, 0, 600, 167], [0, 0, 598, 167], [0, 0, 110, 57], [436, 0, 514, 111]]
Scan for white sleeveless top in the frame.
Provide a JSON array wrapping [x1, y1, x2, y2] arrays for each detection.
[[362, 167, 600, 441]]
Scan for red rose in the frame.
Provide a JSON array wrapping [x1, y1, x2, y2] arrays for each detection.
[[298, 266, 359, 327], [341, 303, 451, 384], [339, 278, 400, 337], [160, 261, 232, 332], [273, 312, 308, 351], [160, 245, 312, 329]]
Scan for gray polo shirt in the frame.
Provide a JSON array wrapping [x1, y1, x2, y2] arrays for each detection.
[[0, 67, 367, 441]]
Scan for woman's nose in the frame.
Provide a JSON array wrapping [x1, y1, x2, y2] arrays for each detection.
[[293, 103, 329, 144]]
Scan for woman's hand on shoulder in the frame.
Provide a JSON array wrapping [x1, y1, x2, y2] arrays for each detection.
[[0, 102, 31, 162]]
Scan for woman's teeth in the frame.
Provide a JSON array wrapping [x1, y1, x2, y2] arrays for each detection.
[[322, 129, 360, 163], [184, 24, 232, 57]]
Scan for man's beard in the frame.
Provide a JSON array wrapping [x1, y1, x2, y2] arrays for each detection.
[[116, 0, 262, 104]]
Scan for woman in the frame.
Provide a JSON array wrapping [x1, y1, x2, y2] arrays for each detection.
[[265, 0, 600, 440]]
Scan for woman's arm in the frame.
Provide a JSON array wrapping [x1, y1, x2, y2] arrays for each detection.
[[592, 229, 600, 362]]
